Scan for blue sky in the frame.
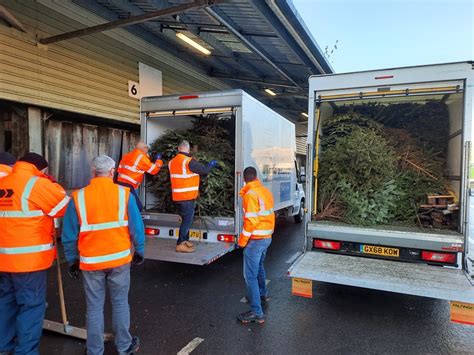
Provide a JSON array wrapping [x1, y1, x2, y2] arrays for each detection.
[[292, 0, 473, 73]]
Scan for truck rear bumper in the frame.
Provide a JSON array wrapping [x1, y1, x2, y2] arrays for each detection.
[[307, 221, 464, 252], [288, 251, 474, 303]]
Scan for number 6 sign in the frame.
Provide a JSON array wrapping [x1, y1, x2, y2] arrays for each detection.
[[128, 80, 140, 99]]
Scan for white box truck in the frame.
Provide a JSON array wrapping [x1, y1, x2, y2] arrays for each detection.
[[140, 90, 305, 265], [289, 62, 474, 304]]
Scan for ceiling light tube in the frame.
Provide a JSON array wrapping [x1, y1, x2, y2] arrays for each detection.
[[176, 32, 211, 55], [265, 88, 277, 96]]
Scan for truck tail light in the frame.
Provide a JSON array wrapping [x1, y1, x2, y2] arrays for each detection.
[[145, 228, 160, 236], [421, 251, 456, 264], [313, 239, 341, 250], [179, 95, 199, 100], [217, 234, 235, 242]]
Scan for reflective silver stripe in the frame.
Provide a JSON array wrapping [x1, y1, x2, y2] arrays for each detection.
[[172, 186, 199, 193], [78, 187, 127, 233], [0, 172, 8, 178], [252, 229, 273, 236], [245, 212, 259, 218], [47, 195, 70, 217], [244, 208, 273, 218], [242, 230, 252, 237], [80, 249, 131, 264], [146, 164, 156, 173], [170, 173, 199, 178], [259, 198, 266, 211], [182, 157, 190, 175], [0, 242, 54, 255], [0, 176, 44, 218], [120, 164, 144, 174], [118, 174, 139, 185], [133, 154, 143, 169], [80, 221, 129, 232]]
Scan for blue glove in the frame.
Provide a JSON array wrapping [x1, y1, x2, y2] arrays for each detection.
[[154, 152, 162, 161], [208, 160, 218, 169]]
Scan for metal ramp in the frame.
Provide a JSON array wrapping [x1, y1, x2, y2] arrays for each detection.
[[144, 238, 235, 265], [289, 252, 474, 303]]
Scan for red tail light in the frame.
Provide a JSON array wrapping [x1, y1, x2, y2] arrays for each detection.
[[313, 239, 341, 250], [179, 95, 199, 100], [145, 228, 160, 236], [422, 251, 456, 264], [217, 234, 235, 242]]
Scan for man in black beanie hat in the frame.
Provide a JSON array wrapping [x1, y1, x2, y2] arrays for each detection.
[[0, 152, 17, 179], [0, 152, 70, 354]]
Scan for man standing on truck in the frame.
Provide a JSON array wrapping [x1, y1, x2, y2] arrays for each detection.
[[169, 140, 218, 253], [117, 141, 163, 211], [237, 166, 275, 324], [62, 155, 145, 355]]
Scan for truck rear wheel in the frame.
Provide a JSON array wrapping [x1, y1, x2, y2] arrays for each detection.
[[294, 200, 304, 224]]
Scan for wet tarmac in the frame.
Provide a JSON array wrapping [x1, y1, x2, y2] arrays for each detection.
[[41, 219, 474, 354]]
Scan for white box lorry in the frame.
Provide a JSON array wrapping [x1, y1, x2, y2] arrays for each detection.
[[289, 62, 474, 304], [140, 90, 305, 265]]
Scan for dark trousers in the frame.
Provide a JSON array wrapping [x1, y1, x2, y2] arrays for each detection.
[[0, 270, 48, 354], [176, 200, 195, 245], [117, 181, 143, 211]]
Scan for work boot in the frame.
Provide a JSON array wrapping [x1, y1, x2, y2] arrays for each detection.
[[238, 311, 265, 324], [176, 242, 195, 253], [184, 240, 194, 247], [123, 336, 140, 354]]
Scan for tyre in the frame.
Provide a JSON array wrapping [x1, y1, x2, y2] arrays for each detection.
[[293, 199, 304, 224]]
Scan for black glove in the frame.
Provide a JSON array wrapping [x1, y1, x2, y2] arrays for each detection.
[[68, 261, 80, 280], [132, 253, 145, 266]]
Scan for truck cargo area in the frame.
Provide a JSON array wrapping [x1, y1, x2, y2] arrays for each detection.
[[144, 238, 235, 265], [289, 252, 474, 303]]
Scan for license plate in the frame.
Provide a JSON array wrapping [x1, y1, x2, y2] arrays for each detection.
[[361, 245, 400, 257], [175, 229, 202, 239]]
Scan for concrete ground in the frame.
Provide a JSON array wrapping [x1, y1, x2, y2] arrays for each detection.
[[41, 219, 474, 354]]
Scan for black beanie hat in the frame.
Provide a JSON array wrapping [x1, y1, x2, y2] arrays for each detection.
[[0, 152, 17, 166], [19, 152, 48, 171]]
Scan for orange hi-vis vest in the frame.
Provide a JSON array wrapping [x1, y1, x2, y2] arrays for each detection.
[[117, 148, 162, 189], [0, 162, 70, 272], [0, 164, 12, 179], [169, 153, 200, 201], [72, 177, 132, 271], [238, 179, 275, 248]]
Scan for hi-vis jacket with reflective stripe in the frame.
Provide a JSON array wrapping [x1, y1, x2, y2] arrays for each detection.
[[169, 153, 200, 201], [238, 180, 275, 248], [72, 177, 132, 271], [0, 164, 12, 179], [0, 162, 69, 272], [117, 148, 163, 189]]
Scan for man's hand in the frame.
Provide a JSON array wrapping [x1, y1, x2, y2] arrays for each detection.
[[132, 253, 145, 266], [68, 261, 81, 280], [154, 152, 162, 161], [208, 160, 218, 169]]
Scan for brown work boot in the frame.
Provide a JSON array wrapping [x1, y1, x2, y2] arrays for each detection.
[[184, 240, 194, 247], [176, 242, 195, 253]]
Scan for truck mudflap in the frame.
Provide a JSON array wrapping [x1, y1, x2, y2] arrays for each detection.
[[288, 252, 474, 303], [144, 238, 235, 265]]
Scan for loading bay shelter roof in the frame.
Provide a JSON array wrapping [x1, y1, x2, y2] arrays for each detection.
[[40, 0, 333, 122]]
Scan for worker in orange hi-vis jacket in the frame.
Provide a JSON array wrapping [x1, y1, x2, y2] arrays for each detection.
[[0, 152, 69, 354], [117, 141, 163, 211], [237, 166, 275, 325], [0, 152, 17, 179]]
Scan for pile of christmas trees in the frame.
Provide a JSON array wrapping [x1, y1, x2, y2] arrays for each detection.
[[147, 114, 235, 217], [317, 101, 454, 227]]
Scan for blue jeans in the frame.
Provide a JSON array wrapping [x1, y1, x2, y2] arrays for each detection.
[[82, 263, 132, 355], [0, 270, 48, 354], [243, 238, 272, 317], [117, 182, 143, 212], [176, 200, 195, 245]]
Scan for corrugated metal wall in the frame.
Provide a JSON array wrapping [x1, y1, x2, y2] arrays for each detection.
[[46, 119, 140, 189], [0, 0, 228, 124], [296, 122, 307, 156]]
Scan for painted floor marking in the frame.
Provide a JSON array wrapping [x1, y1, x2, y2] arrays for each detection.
[[177, 337, 204, 355], [286, 251, 302, 264]]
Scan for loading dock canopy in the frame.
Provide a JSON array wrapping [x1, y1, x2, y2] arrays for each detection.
[[41, 0, 332, 122]]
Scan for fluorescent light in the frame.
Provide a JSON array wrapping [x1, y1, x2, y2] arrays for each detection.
[[264, 88, 277, 96], [176, 32, 211, 55], [301, 112, 309, 118]]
